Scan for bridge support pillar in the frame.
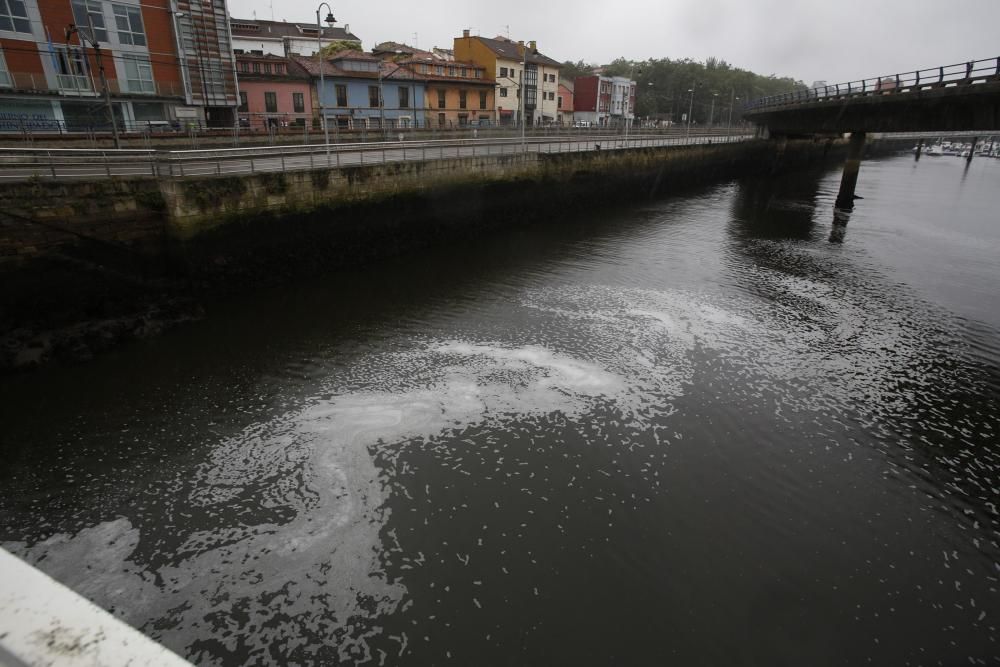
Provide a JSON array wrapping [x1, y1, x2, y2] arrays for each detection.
[[835, 131, 866, 210]]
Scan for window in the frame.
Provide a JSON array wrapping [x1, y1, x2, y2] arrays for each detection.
[[437, 89, 445, 109], [368, 85, 380, 107], [0, 0, 31, 33], [0, 48, 10, 86], [293, 92, 304, 113], [458, 113, 468, 127], [275, 64, 283, 75], [252, 62, 260, 73], [557, 95, 562, 108], [459, 90, 466, 109], [398, 86, 408, 108], [499, 67, 507, 77], [335, 84, 347, 107], [239, 62, 248, 73], [460, 68, 467, 78], [499, 87, 507, 98], [54, 46, 89, 91], [238, 91, 248, 112], [448, 66, 455, 76], [479, 90, 487, 109], [264, 91, 277, 112], [474, 69, 481, 79], [263, 63, 271, 74], [71, 0, 106, 42], [435, 65, 443, 75], [123, 54, 154, 93], [113, 4, 145, 46]]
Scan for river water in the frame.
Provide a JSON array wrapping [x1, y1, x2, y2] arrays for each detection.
[[2, 153, 999, 665]]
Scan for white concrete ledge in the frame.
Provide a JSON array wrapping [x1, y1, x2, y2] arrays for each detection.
[[0, 548, 190, 667]]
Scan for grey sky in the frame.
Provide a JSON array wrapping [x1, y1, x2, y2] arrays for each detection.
[[228, 0, 1000, 86]]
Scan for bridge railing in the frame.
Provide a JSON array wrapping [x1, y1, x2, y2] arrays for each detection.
[[744, 56, 1000, 112]]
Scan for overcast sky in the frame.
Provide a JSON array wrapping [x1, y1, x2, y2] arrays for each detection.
[[228, 0, 1000, 86]]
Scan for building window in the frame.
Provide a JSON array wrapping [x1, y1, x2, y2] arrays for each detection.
[[499, 87, 507, 98], [335, 84, 347, 107], [0, 0, 30, 33], [252, 62, 260, 73], [264, 91, 277, 112], [499, 67, 507, 77], [71, 0, 107, 41], [113, 4, 145, 46], [123, 54, 154, 93], [437, 112, 445, 127], [398, 86, 409, 108], [54, 46, 89, 91], [0, 48, 10, 86], [460, 67, 467, 78], [435, 65, 443, 75], [293, 92, 304, 113], [437, 89, 445, 109], [459, 90, 467, 109], [458, 113, 468, 127], [275, 64, 283, 75], [557, 95, 562, 108], [263, 63, 271, 74], [448, 66, 455, 76], [368, 85, 380, 107], [479, 90, 486, 109], [238, 91, 248, 112], [474, 69, 481, 79], [239, 62, 248, 73]]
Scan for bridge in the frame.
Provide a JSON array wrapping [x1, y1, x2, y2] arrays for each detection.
[[744, 57, 1000, 216]]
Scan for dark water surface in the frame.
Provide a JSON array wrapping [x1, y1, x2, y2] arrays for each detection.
[[2, 154, 999, 665]]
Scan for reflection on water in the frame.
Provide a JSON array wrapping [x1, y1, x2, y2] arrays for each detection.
[[1, 155, 999, 665]]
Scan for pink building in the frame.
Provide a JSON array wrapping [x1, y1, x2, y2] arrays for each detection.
[[235, 53, 314, 130]]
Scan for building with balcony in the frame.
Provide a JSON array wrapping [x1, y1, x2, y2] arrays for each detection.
[[610, 75, 636, 127], [401, 56, 493, 127], [573, 74, 634, 127], [230, 17, 360, 58], [453, 31, 561, 126], [292, 50, 426, 129], [235, 52, 311, 129], [0, 0, 238, 132]]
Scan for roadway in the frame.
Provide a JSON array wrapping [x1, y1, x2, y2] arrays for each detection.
[[0, 133, 753, 181]]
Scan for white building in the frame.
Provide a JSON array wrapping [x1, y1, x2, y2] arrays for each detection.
[[229, 18, 360, 57]]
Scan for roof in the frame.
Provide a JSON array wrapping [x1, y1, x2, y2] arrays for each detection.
[[399, 59, 494, 85], [468, 35, 562, 68], [289, 54, 420, 81], [229, 18, 360, 43]]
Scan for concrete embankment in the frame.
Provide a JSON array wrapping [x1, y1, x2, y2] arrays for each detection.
[[0, 138, 843, 370]]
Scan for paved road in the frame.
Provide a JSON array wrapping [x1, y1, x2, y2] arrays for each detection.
[[0, 134, 753, 181]]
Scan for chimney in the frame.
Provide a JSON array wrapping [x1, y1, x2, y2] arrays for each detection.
[[518, 40, 524, 48], [463, 29, 470, 38], [344, 23, 349, 34], [528, 40, 536, 50]]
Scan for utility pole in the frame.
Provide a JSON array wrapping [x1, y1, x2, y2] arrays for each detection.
[[70, 15, 120, 149]]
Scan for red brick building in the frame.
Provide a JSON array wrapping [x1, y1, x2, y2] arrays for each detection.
[[0, 0, 237, 132]]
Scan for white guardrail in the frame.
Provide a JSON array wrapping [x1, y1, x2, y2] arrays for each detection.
[[0, 133, 755, 181]]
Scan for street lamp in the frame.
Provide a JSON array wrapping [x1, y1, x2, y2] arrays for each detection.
[[727, 92, 739, 135], [315, 3, 335, 153], [686, 87, 695, 136], [709, 92, 718, 129], [66, 16, 119, 149]]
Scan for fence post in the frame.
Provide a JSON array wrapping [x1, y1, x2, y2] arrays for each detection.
[[103, 151, 111, 177]]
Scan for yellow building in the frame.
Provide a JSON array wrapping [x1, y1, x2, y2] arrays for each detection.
[[401, 58, 495, 127], [453, 31, 562, 126]]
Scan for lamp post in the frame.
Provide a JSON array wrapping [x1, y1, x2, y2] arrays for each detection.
[[315, 3, 335, 153], [709, 92, 718, 129], [686, 87, 694, 136], [67, 16, 119, 149], [727, 91, 738, 136]]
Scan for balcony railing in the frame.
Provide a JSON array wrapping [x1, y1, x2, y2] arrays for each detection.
[[1, 72, 187, 98]]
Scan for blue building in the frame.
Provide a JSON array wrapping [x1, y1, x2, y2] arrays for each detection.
[[293, 51, 425, 129]]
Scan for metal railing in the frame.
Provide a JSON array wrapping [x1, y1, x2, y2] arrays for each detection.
[[744, 56, 1000, 112], [0, 132, 754, 181]]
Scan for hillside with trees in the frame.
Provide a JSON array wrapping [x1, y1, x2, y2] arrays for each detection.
[[566, 57, 805, 125]]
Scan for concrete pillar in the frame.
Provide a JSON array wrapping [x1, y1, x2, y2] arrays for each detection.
[[835, 131, 866, 210], [967, 136, 978, 164]]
